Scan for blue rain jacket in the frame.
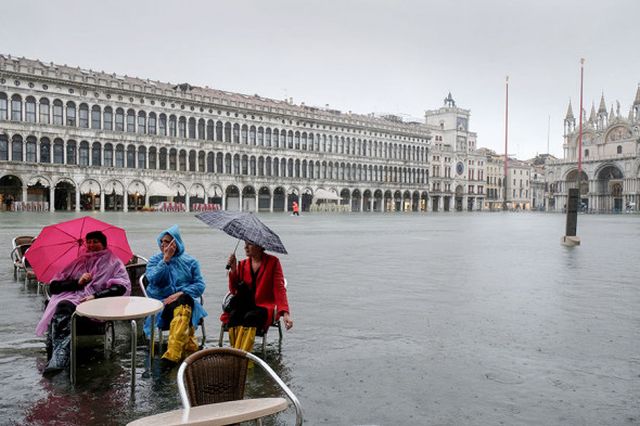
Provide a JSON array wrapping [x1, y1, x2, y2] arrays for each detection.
[[143, 225, 207, 337]]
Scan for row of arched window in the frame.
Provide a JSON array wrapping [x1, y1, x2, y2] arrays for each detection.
[[0, 133, 428, 184], [0, 92, 427, 162]]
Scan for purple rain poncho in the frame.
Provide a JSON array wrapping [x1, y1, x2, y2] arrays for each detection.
[[35, 249, 131, 336]]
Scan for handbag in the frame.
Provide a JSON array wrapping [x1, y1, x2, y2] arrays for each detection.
[[222, 280, 254, 313]]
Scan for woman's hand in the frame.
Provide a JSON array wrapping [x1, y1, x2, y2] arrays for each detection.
[[228, 253, 237, 273], [163, 291, 183, 306], [78, 273, 92, 286], [283, 312, 293, 330], [80, 294, 95, 303], [163, 240, 176, 263]]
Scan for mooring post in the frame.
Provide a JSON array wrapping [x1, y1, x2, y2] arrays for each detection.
[[562, 188, 581, 246]]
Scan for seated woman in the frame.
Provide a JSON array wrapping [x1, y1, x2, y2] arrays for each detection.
[[35, 231, 131, 376], [222, 241, 293, 352], [145, 225, 207, 370]]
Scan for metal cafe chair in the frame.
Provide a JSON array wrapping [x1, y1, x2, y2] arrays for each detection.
[[177, 347, 303, 425], [217, 278, 287, 358], [10, 235, 35, 280], [138, 274, 206, 351]]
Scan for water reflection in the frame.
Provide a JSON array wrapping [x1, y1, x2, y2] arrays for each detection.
[[1, 212, 638, 425]]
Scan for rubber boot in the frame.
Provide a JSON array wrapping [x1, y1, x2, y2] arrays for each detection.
[[239, 327, 256, 353], [161, 305, 192, 364], [228, 326, 237, 347], [184, 326, 199, 356], [231, 326, 246, 349], [43, 313, 71, 376]]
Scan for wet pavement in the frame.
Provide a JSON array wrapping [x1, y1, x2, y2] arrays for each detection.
[[0, 211, 638, 425]]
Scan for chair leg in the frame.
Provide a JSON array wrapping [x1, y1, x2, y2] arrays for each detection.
[[218, 324, 224, 347], [262, 330, 267, 358], [277, 321, 283, 343], [104, 321, 115, 356], [200, 321, 206, 349]]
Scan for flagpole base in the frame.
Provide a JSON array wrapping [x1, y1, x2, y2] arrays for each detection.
[[561, 235, 581, 246]]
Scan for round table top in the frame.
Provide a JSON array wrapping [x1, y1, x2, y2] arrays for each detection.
[[76, 296, 163, 320], [127, 397, 288, 426]]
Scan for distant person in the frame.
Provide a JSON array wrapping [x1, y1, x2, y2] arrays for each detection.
[[4, 194, 13, 211], [145, 225, 207, 370], [222, 241, 293, 352], [35, 231, 130, 376], [292, 201, 300, 216]]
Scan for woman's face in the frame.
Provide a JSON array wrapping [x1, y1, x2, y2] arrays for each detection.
[[85, 238, 105, 252], [244, 242, 263, 257]]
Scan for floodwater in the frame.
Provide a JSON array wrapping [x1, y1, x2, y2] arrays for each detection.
[[0, 211, 638, 425]]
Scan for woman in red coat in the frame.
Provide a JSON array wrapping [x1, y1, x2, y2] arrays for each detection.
[[221, 241, 293, 352]]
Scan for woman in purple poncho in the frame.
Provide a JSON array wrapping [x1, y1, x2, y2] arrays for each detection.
[[35, 231, 131, 377]]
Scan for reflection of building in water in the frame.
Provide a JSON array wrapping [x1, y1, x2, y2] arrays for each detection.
[[0, 54, 434, 213], [546, 89, 640, 213]]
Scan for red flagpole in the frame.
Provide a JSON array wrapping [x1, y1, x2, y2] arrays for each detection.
[[577, 59, 584, 185], [503, 75, 509, 210]]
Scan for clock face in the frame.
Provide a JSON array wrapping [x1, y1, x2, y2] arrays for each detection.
[[456, 162, 464, 175]]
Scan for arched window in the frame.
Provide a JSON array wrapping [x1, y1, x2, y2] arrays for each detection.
[[159, 113, 167, 136], [216, 152, 223, 173], [187, 117, 195, 139], [617, 145, 622, 154], [216, 121, 223, 141], [92, 142, 101, 166], [25, 97, 36, 122], [169, 115, 177, 137], [266, 128, 272, 147], [53, 139, 64, 164], [225, 122, 231, 142], [197, 119, 205, 140], [78, 103, 89, 128], [207, 120, 215, 140], [127, 109, 136, 133], [103, 106, 113, 130], [67, 140, 77, 165], [159, 147, 168, 170], [250, 156, 256, 176], [294, 131, 300, 149], [148, 147, 157, 169], [66, 101, 76, 126], [188, 150, 196, 171], [11, 95, 22, 121], [273, 128, 279, 148], [104, 143, 113, 167], [91, 105, 101, 129], [258, 156, 264, 176], [79, 141, 90, 166], [11, 134, 23, 161], [39, 98, 50, 124], [127, 145, 136, 168], [40, 137, 51, 163], [0, 93, 7, 120], [242, 155, 249, 175], [249, 126, 256, 145], [138, 146, 146, 169], [206, 151, 213, 172], [265, 157, 272, 176], [233, 123, 240, 143], [233, 154, 241, 175], [115, 144, 125, 167], [225, 153, 232, 174], [273, 157, 279, 176], [115, 108, 125, 131], [287, 131, 293, 149], [53, 99, 63, 125], [169, 148, 177, 170], [137, 111, 146, 134], [241, 125, 248, 144], [179, 150, 187, 171], [148, 112, 157, 135], [26, 136, 37, 162]]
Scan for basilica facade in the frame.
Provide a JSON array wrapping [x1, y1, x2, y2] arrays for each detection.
[[0, 54, 432, 213], [547, 88, 640, 212]]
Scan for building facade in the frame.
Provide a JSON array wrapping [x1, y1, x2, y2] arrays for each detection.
[[0, 54, 431, 213], [547, 89, 640, 212]]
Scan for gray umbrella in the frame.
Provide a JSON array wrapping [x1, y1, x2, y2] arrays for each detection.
[[195, 211, 288, 254]]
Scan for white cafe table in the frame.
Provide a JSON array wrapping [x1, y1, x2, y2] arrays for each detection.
[[127, 397, 288, 426], [70, 296, 164, 390]]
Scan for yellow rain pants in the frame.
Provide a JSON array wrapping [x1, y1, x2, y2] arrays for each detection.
[[161, 305, 192, 363]]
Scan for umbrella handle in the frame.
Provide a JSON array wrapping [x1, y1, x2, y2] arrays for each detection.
[[225, 239, 241, 270]]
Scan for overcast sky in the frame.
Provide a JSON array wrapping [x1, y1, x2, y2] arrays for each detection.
[[3, 0, 639, 159]]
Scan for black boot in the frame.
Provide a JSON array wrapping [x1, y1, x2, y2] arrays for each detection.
[[43, 310, 72, 377]]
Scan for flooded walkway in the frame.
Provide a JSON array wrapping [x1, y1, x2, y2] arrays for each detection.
[[0, 212, 638, 425]]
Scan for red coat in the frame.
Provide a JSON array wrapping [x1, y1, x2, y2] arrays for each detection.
[[220, 253, 290, 329]]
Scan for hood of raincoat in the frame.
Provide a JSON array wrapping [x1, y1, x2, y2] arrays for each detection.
[[156, 224, 185, 257]]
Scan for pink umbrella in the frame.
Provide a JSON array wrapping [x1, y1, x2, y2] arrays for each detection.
[[25, 216, 134, 283]]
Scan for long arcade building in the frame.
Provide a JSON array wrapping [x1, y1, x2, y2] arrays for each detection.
[[0, 54, 431, 213]]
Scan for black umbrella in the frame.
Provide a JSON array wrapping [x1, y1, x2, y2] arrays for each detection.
[[195, 211, 288, 254]]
